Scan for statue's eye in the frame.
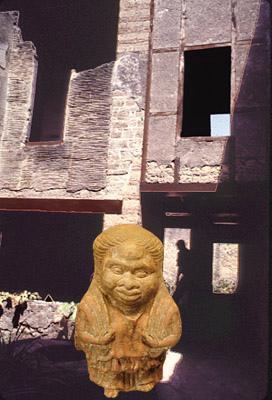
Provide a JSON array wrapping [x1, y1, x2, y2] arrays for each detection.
[[134, 269, 149, 278], [111, 266, 123, 275]]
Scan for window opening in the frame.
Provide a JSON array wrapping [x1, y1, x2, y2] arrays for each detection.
[[210, 113, 230, 137], [181, 46, 231, 137], [163, 228, 191, 295], [212, 243, 239, 294], [0, 0, 119, 142]]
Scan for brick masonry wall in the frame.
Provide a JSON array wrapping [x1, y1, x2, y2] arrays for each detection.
[[104, 0, 152, 228]]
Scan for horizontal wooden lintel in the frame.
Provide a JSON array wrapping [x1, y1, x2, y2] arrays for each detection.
[[0, 198, 122, 214], [140, 182, 217, 193]]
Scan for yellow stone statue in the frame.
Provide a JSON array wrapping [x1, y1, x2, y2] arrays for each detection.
[[74, 224, 181, 398]]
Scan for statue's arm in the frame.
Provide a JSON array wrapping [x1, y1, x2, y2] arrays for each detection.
[[142, 311, 181, 349], [76, 307, 115, 345]]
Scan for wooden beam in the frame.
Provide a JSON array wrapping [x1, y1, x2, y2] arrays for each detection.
[[140, 182, 217, 193], [0, 198, 122, 214]]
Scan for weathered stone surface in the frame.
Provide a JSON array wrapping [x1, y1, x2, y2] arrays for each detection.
[[235, 0, 260, 41], [176, 138, 227, 167], [235, 42, 270, 109], [233, 43, 251, 103], [0, 60, 113, 194], [147, 115, 176, 164], [184, 0, 231, 46], [212, 243, 239, 293], [145, 161, 174, 183], [233, 109, 268, 182], [0, 300, 75, 342], [179, 166, 222, 184], [75, 225, 181, 397], [65, 63, 113, 192], [153, 0, 182, 50], [150, 52, 179, 113], [112, 54, 147, 108], [0, 12, 16, 138]]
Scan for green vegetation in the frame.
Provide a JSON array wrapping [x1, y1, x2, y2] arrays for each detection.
[[57, 301, 78, 322], [213, 279, 237, 294], [0, 290, 41, 308]]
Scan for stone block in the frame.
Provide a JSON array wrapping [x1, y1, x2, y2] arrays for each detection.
[[233, 109, 269, 182], [153, 0, 182, 49], [233, 43, 250, 101], [235, 0, 260, 41], [145, 161, 174, 183], [150, 52, 179, 113], [178, 165, 221, 183], [176, 138, 227, 167], [147, 115, 176, 164], [184, 0, 231, 46], [235, 42, 270, 109]]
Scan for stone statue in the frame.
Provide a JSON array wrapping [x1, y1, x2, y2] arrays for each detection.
[[75, 224, 182, 398]]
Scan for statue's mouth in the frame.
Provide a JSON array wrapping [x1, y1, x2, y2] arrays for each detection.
[[116, 289, 142, 302]]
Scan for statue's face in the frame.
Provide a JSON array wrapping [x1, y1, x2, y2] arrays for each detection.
[[100, 241, 160, 308]]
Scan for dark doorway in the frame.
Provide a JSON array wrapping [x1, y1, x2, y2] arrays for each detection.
[[181, 46, 231, 137], [0, 211, 103, 302], [0, 0, 120, 142]]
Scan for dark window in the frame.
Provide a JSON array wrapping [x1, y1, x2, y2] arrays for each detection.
[[0, 0, 119, 142], [181, 46, 231, 137]]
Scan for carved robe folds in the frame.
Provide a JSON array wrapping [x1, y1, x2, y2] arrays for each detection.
[[75, 224, 181, 397]]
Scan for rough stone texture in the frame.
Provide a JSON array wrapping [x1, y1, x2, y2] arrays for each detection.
[[0, 59, 113, 195], [153, 0, 182, 50], [232, 0, 262, 110], [176, 138, 227, 167], [184, 0, 232, 46], [179, 166, 222, 184], [0, 13, 15, 139], [212, 243, 239, 292], [64, 63, 113, 192], [150, 52, 180, 113], [103, 55, 146, 228], [234, 43, 269, 109], [233, 0, 270, 183], [175, 138, 229, 183], [235, 0, 261, 41], [233, 109, 268, 182], [145, 161, 174, 183], [147, 115, 176, 165], [0, 25, 37, 145], [0, 300, 75, 342], [233, 43, 251, 104], [0, 5, 149, 225], [163, 228, 191, 293]]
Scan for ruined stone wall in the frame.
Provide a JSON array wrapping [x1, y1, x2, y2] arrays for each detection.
[[0, 11, 115, 199], [144, 0, 263, 185], [0, 3, 151, 228], [0, 300, 75, 342], [104, 0, 151, 228], [0, 1, 267, 222], [0, 12, 16, 140]]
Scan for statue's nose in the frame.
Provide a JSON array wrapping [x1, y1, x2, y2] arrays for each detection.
[[121, 272, 139, 290]]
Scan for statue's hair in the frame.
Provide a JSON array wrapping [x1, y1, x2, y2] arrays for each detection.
[[93, 224, 163, 267]]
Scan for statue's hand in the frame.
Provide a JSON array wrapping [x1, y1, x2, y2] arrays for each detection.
[[99, 330, 116, 345], [141, 332, 159, 348]]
